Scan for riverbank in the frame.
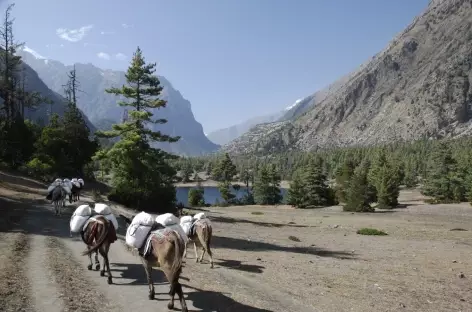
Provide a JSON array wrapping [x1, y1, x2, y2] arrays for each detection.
[[175, 179, 291, 189]]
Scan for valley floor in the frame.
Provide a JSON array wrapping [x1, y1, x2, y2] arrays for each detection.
[[1, 170, 471, 312]]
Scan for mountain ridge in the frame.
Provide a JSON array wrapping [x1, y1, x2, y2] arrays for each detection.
[[19, 50, 219, 156], [222, 0, 472, 155]]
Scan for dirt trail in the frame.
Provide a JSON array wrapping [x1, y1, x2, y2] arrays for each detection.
[[0, 171, 312, 312], [4, 170, 472, 311]]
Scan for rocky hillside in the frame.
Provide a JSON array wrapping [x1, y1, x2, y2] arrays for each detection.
[[19, 51, 219, 156], [223, 0, 472, 155], [206, 110, 286, 145], [1, 59, 95, 131]]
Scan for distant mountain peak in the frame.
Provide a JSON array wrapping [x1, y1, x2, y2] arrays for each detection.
[[285, 98, 303, 111], [22, 46, 45, 60]]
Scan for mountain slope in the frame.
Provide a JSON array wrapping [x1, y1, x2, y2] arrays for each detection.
[[19, 51, 219, 156], [223, 0, 472, 155], [0, 59, 95, 131], [206, 110, 285, 145]]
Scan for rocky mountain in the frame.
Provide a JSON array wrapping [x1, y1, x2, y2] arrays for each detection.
[[223, 0, 472, 155], [206, 110, 285, 146], [0, 58, 95, 131], [19, 51, 219, 156]]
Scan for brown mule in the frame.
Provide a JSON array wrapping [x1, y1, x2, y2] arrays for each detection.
[[184, 218, 214, 268], [81, 215, 117, 284], [120, 214, 188, 312]]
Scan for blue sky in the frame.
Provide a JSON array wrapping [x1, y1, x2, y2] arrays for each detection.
[[6, 0, 429, 133]]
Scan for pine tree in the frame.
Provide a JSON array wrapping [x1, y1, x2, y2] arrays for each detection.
[[253, 164, 282, 205], [343, 163, 374, 212], [94, 47, 179, 212], [368, 149, 400, 208], [301, 157, 334, 207], [61, 66, 98, 175], [287, 168, 305, 207], [422, 142, 462, 202], [334, 159, 355, 203], [212, 153, 236, 182]]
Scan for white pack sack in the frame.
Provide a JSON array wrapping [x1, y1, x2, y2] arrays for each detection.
[[78, 178, 84, 186], [71, 181, 81, 188], [73, 204, 93, 216], [167, 223, 188, 244], [70, 215, 90, 233], [180, 216, 193, 224], [131, 211, 155, 227], [62, 186, 71, 194], [125, 224, 152, 249], [104, 214, 119, 230], [194, 212, 206, 220], [47, 184, 56, 193], [94, 203, 112, 215], [156, 213, 179, 226], [180, 222, 192, 236]]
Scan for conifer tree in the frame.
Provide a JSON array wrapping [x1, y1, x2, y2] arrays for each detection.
[[287, 168, 305, 207], [62, 66, 98, 175], [94, 47, 179, 211], [301, 156, 334, 207], [253, 164, 282, 205], [343, 162, 374, 212], [334, 159, 355, 203], [422, 141, 463, 202]]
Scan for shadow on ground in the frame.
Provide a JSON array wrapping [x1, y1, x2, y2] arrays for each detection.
[[212, 235, 355, 259], [215, 259, 265, 273], [181, 284, 274, 312], [110, 262, 169, 285], [211, 215, 310, 228]]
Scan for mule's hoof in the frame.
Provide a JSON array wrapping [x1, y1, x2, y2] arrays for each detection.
[[211, 264, 214, 269], [95, 265, 100, 271], [107, 277, 112, 284], [87, 265, 93, 270], [167, 302, 174, 309], [148, 292, 155, 300], [100, 271, 105, 276]]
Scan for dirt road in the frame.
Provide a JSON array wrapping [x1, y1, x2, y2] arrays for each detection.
[[0, 171, 313, 312], [2, 170, 472, 312]]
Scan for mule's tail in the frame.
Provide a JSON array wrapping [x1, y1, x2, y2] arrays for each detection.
[[169, 231, 184, 286], [198, 223, 212, 251], [81, 218, 110, 256]]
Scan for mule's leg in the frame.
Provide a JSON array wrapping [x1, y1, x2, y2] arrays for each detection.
[[141, 258, 154, 300], [183, 240, 188, 259], [175, 282, 188, 312], [104, 244, 113, 284], [199, 248, 206, 264], [206, 243, 214, 268], [87, 246, 93, 270], [98, 246, 112, 284], [193, 242, 199, 262], [94, 251, 100, 271]]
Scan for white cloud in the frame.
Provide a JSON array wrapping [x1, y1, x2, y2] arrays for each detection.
[[121, 23, 133, 29], [56, 24, 93, 42], [23, 46, 45, 59], [97, 52, 110, 60], [100, 31, 115, 35], [114, 53, 127, 61]]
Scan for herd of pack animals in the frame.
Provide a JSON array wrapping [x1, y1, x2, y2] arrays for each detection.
[[46, 178, 213, 312]]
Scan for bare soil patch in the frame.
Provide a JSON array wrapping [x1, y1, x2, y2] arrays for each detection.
[[45, 237, 115, 312], [0, 232, 33, 312]]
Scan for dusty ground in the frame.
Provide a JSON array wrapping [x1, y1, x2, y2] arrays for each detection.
[[1, 170, 472, 312]]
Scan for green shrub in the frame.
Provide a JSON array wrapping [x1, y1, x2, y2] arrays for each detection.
[[188, 188, 205, 207], [356, 228, 388, 236]]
